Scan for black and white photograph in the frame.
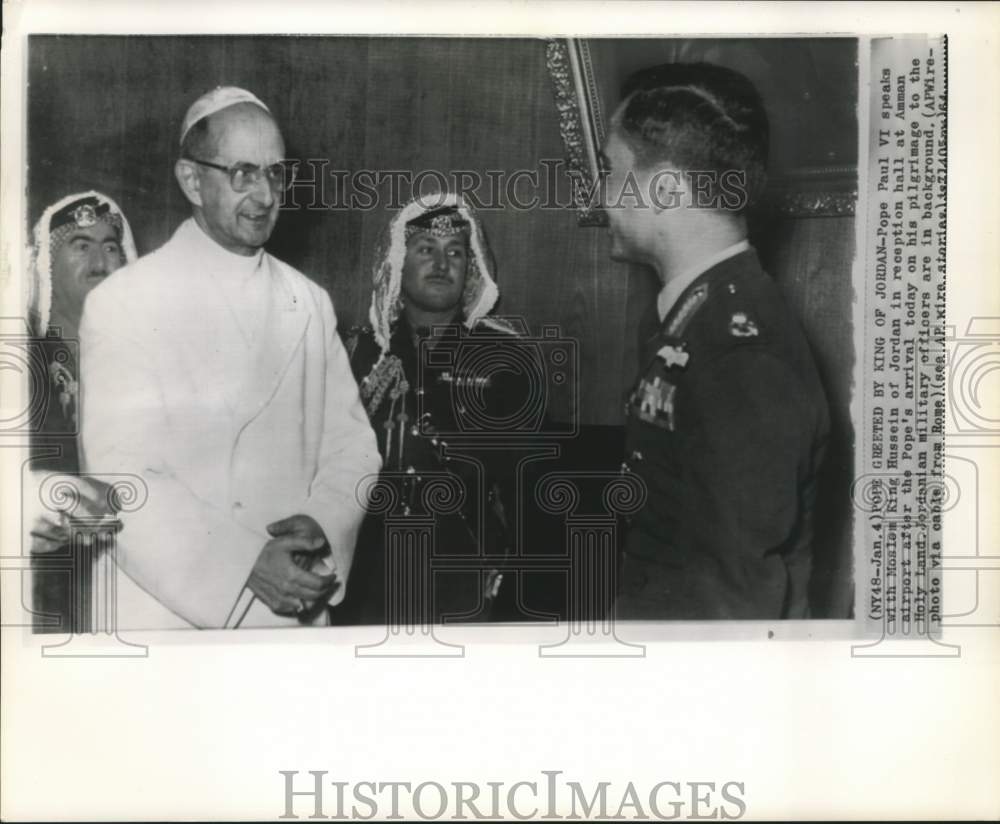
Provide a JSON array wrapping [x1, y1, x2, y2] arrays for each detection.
[[16, 33, 859, 633], [1, 2, 996, 821]]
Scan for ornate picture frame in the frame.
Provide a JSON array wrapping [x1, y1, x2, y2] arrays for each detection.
[[546, 38, 609, 226], [546, 37, 859, 225]]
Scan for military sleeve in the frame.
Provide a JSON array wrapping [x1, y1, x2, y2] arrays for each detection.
[[672, 347, 813, 617]]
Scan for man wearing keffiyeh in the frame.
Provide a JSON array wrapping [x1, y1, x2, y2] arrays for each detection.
[[607, 63, 830, 619], [340, 192, 531, 625], [24, 191, 137, 631]]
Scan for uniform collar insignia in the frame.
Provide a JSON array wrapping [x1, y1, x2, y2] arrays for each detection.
[[665, 284, 709, 337], [656, 343, 690, 368], [729, 312, 759, 337]]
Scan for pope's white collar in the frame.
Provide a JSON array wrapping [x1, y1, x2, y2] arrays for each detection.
[[184, 216, 266, 275]]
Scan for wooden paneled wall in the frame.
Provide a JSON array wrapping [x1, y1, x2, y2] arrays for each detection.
[[28, 36, 856, 614], [27, 37, 855, 448], [28, 35, 630, 425]]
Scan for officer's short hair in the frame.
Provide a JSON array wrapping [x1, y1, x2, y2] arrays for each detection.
[[615, 62, 769, 211]]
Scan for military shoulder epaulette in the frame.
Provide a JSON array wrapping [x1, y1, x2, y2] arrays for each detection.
[[664, 283, 710, 338], [663, 276, 770, 364], [473, 316, 521, 336], [344, 323, 373, 338], [343, 324, 375, 359], [715, 280, 763, 343]]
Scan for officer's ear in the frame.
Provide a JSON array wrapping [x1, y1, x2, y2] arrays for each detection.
[[649, 168, 687, 213], [174, 158, 204, 208]]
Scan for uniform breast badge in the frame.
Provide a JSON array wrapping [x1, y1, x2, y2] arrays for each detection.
[[729, 312, 759, 338], [436, 370, 491, 388], [633, 376, 677, 430], [656, 343, 689, 369], [48, 359, 78, 425]]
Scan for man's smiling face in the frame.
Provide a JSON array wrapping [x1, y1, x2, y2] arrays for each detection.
[[50, 220, 125, 315], [189, 103, 285, 256], [401, 231, 469, 316]]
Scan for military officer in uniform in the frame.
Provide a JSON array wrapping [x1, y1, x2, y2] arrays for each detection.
[[604, 63, 830, 619], [341, 193, 529, 625]]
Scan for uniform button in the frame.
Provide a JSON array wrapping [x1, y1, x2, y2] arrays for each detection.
[[631, 450, 644, 462], [620, 461, 631, 474]]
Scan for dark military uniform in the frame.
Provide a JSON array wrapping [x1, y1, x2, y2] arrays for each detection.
[[29, 331, 91, 633], [618, 248, 829, 620], [336, 315, 526, 625]]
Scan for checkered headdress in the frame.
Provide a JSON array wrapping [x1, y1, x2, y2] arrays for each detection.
[[367, 192, 499, 358], [27, 191, 137, 335]]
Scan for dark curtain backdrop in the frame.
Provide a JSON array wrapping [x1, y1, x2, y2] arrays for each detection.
[[28, 36, 855, 614], [28, 35, 630, 426]]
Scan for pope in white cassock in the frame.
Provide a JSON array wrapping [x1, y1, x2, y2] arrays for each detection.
[[79, 87, 381, 629]]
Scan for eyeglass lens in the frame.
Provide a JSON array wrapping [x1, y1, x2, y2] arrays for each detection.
[[231, 162, 297, 192]]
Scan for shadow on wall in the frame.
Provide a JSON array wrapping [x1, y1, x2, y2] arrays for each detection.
[[753, 206, 856, 619]]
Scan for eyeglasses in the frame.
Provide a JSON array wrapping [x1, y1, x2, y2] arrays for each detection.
[[183, 157, 299, 193]]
